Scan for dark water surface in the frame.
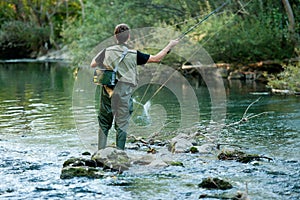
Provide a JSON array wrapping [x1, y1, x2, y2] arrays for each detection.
[[0, 63, 299, 199]]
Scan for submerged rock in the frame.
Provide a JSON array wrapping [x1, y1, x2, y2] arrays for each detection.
[[199, 191, 249, 199], [129, 148, 180, 168], [169, 161, 184, 167], [131, 154, 155, 165]]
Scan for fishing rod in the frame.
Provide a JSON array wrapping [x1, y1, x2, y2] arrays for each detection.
[[177, 1, 229, 40], [133, 1, 230, 119], [166, 1, 228, 56], [143, 1, 229, 102]]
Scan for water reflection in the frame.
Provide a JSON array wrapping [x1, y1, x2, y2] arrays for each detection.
[[0, 63, 299, 199], [0, 62, 75, 134]]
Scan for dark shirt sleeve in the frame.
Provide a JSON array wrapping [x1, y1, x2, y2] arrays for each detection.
[[137, 50, 150, 65]]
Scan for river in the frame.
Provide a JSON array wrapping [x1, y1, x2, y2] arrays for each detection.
[[0, 62, 299, 199]]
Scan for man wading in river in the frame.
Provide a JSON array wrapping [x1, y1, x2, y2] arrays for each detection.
[[90, 24, 179, 150]]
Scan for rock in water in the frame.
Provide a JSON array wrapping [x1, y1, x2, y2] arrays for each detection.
[[60, 166, 104, 179], [60, 158, 103, 179], [92, 147, 131, 172], [62, 157, 97, 168], [198, 177, 233, 190], [169, 134, 193, 153], [60, 148, 131, 179]]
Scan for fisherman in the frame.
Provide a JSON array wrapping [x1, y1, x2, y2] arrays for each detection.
[[90, 23, 179, 150]]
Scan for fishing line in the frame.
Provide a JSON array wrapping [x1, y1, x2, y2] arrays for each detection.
[[136, 1, 230, 104], [130, 1, 230, 121], [140, 0, 255, 105], [130, 0, 256, 126], [127, 2, 229, 46]]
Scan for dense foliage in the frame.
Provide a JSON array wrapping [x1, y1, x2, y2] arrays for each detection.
[[1, 0, 299, 61], [0, 20, 50, 58], [0, 0, 82, 58], [60, 0, 300, 65], [268, 62, 300, 92]]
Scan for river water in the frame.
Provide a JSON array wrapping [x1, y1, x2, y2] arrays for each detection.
[[0, 62, 299, 200]]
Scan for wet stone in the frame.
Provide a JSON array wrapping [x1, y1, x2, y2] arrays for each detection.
[[169, 161, 184, 167], [60, 157, 104, 179], [190, 146, 199, 153], [198, 177, 233, 190], [82, 151, 91, 156], [148, 159, 168, 168], [217, 149, 266, 163], [62, 157, 97, 168], [169, 134, 193, 153], [92, 147, 131, 172], [60, 166, 105, 179]]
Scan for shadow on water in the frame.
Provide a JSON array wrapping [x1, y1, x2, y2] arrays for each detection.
[[0, 63, 299, 199]]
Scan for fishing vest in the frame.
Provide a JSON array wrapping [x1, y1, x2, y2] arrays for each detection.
[[103, 45, 138, 86]]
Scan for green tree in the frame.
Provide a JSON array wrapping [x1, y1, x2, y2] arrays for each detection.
[[1, 0, 299, 62], [0, 0, 83, 58]]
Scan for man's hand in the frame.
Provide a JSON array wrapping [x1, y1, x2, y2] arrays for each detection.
[[147, 38, 180, 63], [168, 38, 180, 49]]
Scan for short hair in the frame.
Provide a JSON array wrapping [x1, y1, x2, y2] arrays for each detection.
[[114, 23, 130, 43]]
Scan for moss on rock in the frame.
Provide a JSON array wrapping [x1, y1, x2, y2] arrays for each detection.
[[60, 166, 104, 179]]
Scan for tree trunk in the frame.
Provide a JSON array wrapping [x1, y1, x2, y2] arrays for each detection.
[[79, 0, 85, 21], [46, 11, 60, 50], [281, 0, 296, 45]]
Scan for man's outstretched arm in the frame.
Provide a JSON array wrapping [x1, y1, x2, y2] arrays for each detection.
[[147, 39, 179, 63]]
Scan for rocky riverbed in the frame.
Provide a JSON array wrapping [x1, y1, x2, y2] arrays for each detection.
[[60, 124, 276, 200]]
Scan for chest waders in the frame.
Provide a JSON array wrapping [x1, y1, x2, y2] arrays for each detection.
[[96, 45, 136, 150]]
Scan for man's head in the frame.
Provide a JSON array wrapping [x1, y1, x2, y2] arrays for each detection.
[[114, 23, 130, 44]]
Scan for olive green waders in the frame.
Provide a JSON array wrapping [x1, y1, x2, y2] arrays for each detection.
[[96, 82, 133, 150]]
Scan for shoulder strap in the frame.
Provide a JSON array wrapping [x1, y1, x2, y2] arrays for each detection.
[[114, 46, 128, 72]]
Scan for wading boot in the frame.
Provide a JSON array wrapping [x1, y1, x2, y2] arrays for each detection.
[[98, 128, 107, 150], [116, 129, 127, 150]]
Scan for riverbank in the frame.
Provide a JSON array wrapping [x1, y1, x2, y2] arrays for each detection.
[[36, 46, 72, 63], [0, 46, 72, 64], [182, 57, 300, 95], [1, 47, 299, 95]]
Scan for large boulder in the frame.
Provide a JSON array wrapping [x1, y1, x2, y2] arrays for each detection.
[[92, 147, 131, 172]]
